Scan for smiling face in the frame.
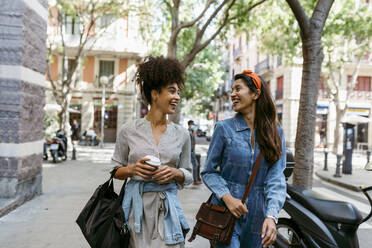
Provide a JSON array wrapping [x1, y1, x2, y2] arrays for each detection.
[[151, 83, 181, 114], [231, 78, 259, 114]]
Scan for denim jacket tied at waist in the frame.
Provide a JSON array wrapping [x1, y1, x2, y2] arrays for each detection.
[[122, 180, 190, 245]]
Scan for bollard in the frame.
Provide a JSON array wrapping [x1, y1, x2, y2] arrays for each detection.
[[72, 141, 77, 160], [196, 153, 201, 181], [367, 150, 371, 164], [323, 150, 328, 171], [333, 154, 342, 177]]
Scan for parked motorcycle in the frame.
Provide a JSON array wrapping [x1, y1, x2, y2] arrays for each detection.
[[274, 151, 372, 248], [49, 130, 68, 163]]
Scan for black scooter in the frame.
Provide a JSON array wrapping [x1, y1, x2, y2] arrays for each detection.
[[49, 130, 68, 163], [274, 151, 372, 248]]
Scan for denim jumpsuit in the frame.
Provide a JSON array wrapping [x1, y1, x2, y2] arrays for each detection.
[[201, 114, 287, 248]]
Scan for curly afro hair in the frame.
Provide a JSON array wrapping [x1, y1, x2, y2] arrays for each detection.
[[136, 56, 185, 104]]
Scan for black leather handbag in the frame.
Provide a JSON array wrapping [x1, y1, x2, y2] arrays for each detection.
[[76, 168, 130, 248]]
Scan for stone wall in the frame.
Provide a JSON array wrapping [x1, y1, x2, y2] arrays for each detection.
[[0, 0, 47, 216]]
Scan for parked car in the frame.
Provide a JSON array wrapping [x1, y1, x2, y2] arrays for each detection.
[[196, 124, 209, 137], [197, 128, 206, 137]]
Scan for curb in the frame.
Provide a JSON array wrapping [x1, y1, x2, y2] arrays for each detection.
[[315, 171, 361, 192], [0, 196, 22, 218]]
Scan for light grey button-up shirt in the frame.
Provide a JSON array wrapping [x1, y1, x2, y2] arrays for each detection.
[[112, 118, 193, 187]]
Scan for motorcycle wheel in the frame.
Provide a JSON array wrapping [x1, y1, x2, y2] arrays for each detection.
[[274, 218, 305, 248]]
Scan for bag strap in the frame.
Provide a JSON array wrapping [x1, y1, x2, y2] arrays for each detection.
[[110, 178, 128, 216], [109, 166, 128, 216], [241, 152, 263, 203], [110, 166, 120, 179]]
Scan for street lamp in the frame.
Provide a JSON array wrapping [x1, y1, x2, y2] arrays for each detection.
[[100, 75, 109, 148]]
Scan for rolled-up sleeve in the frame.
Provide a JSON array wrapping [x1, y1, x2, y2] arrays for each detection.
[[111, 125, 129, 167], [177, 129, 193, 187], [264, 128, 287, 219], [201, 122, 229, 200]]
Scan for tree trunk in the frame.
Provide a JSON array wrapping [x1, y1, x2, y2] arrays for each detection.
[[167, 39, 177, 59], [333, 103, 345, 155], [293, 38, 324, 189]]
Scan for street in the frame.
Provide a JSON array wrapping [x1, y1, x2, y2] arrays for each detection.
[[0, 138, 371, 247]]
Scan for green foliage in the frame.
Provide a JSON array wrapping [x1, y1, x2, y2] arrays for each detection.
[[182, 43, 225, 115], [246, 0, 372, 69], [142, 0, 227, 115]]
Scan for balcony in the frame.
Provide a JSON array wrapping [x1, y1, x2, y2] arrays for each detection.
[[255, 58, 271, 74], [349, 91, 372, 101]]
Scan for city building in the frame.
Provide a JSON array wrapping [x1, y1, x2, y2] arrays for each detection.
[[214, 31, 372, 150], [46, 2, 146, 142]]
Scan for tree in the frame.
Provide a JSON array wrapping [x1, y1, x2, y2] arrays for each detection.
[[139, 0, 267, 123], [285, 0, 334, 188], [229, 0, 334, 188], [182, 43, 225, 116], [46, 0, 127, 131], [254, 0, 371, 188], [322, 0, 372, 156]]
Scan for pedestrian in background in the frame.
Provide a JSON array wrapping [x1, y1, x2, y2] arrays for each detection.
[[71, 119, 80, 141], [201, 70, 287, 248], [111, 56, 193, 248], [188, 120, 202, 185]]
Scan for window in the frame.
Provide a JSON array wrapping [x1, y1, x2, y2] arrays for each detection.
[[94, 106, 117, 129], [99, 60, 114, 77], [276, 76, 283, 99], [99, 60, 115, 87], [350, 76, 371, 91], [98, 14, 115, 28], [66, 59, 76, 78], [65, 15, 80, 35], [318, 77, 329, 98]]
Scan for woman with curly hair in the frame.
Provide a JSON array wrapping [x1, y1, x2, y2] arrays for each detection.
[[201, 70, 287, 247], [111, 56, 193, 247]]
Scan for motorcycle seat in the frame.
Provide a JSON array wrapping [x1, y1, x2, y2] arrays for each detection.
[[287, 184, 363, 225]]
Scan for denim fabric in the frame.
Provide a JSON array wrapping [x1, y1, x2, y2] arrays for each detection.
[[201, 114, 287, 247], [122, 180, 190, 245]]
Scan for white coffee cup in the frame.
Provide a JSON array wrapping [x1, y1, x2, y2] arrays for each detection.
[[144, 155, 161, 168], [132, 155, 161, 181]]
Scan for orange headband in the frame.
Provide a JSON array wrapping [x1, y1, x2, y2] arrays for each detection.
[[242, 70, 261, 90]]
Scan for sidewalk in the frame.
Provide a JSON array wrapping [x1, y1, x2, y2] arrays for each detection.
[[0, 143, 211, 248], [314, 149, 372, 191]]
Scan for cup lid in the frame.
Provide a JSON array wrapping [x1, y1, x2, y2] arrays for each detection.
[[144, 155, 161, 166]]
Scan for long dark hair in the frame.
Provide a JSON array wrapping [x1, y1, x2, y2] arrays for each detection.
[[234, 74, 282, 165]]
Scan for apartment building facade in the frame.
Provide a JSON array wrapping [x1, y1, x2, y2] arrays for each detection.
[[214, 32, 372, 150], [46, 3, 146, 142]]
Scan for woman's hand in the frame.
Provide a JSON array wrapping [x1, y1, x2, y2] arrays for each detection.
[[261, 217, 277, 247], [152, 165, 184, 184], [128, 157, 157, 180], [221, 194, 248, 218]]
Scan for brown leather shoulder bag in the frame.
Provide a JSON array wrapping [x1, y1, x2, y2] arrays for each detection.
[[188, 152, 263, 247]]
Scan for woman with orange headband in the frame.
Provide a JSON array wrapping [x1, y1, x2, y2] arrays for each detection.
[[201, 70, 286, 247]]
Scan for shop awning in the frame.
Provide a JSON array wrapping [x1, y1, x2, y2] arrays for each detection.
[[341, 114, 371, 125]]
